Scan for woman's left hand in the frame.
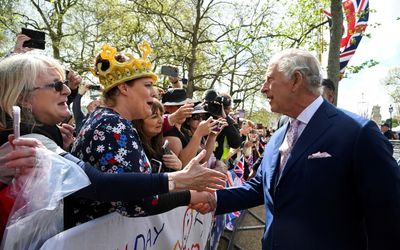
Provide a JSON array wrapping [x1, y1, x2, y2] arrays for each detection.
[[58, 123, 75, 151], [162, 151, 182, 171]]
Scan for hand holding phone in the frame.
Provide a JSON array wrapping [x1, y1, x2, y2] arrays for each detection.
[[12, 106, 21, 139], [150, 159, 162, 173], [162, 140, 172, 155], [21, 28, 45, 50]]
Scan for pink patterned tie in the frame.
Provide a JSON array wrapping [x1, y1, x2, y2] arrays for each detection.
[[279, 119, 301, 172]]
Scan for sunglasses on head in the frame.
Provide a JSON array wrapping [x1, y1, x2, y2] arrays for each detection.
[[33, 80, 69, 92]]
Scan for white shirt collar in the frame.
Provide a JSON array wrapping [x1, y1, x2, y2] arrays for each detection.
[[292, 96, 324, 125]]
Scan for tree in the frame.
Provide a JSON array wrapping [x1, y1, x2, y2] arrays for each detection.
[[326, 0, 343, 106], [383, 67, 400, 113]]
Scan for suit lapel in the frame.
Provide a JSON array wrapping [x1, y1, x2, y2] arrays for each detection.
[[280, 101, 338, 178]]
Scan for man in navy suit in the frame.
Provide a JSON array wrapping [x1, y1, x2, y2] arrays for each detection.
[[200, 49, 400, 249]]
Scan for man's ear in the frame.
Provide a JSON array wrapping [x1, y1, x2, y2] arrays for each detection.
[[291, 70, 304, 92]]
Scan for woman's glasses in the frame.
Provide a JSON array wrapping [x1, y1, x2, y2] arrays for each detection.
[[33, 80, 69, 92]]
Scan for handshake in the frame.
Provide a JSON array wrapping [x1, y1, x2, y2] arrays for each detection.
[[189, 190, 217, 214]]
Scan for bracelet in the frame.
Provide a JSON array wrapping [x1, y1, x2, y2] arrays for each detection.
[[168, 174, 176, 191]]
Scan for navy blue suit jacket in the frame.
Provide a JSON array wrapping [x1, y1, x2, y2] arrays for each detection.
[[216, 100, 400, 250]]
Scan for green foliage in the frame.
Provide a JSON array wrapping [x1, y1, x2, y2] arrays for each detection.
[[1, 0, 325, 123], [382, 67, 400, 107], [384, 118, 398, 128], [345, 59, 379, 75], [246, 107, 280, 129]]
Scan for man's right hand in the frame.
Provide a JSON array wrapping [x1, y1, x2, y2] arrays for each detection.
[[168, 103, 194, 125], [13, 34, 33, 53]]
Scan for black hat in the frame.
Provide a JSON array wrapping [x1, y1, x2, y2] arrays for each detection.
[[203, 89, 218, 102], [162, 88, 194, 106], [381, 123, 390, 128], [192, 103, 208, 114]]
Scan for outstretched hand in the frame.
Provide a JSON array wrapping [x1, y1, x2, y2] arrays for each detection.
[[169, 150, 226, 192]]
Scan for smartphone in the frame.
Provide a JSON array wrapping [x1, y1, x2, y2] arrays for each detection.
[[88, 85, 101, 91], [162, 140, 172, 155], [212, 120, 222, 133], [160, 65, 179, 77], [12, 106, 21, 139], [150, 159, 162, 173], [21, 28, 45, 50]]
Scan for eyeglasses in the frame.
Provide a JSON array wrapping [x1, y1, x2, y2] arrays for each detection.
[[32, 80, 69, 92]]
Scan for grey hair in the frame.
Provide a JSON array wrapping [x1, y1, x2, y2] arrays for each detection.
[[0, 53, 65, 128], [270, 48, 323, 95]]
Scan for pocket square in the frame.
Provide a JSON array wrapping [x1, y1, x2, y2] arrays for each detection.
[[307, 151, 332, 159]]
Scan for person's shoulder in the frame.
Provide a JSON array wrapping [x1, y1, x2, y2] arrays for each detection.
[[89, 107, 132, 128], [319, 101, 370, 129]]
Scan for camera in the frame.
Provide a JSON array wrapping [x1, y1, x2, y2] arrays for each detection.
[[203, 101, 223, 117], [215, 96, 231, 107]]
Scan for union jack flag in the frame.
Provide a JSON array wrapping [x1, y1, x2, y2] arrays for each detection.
[[324, 0, 369, 74], [225, 156, 245, 230]]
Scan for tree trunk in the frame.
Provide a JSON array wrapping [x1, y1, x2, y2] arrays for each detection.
[[327, 0, 343, 106]]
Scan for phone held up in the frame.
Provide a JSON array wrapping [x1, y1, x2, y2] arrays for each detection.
[[12, 106, 21, 139], [21, 28, 45, 50], [162, 140, 172, 155], [160, 65, 179, 78]]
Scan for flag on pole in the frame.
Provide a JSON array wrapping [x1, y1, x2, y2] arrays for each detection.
[[324, 0, 369, 74]]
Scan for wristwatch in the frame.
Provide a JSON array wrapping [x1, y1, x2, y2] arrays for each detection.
[[168, 174, 175, 191]]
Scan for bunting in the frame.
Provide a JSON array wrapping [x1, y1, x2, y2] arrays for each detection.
[[225, 156, 245, 230]]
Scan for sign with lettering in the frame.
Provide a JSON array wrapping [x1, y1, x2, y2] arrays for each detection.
[[40, 207, 212, 250]]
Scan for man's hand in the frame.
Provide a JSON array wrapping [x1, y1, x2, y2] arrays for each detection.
[[189, 191, 217, 214], [169, 103, 194, 125], [66, 70, 82, 90], [13, 34, 33, 53], [168, 76, 182, 88]]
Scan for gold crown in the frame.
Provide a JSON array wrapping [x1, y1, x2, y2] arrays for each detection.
[[90, 42, 158, 94]]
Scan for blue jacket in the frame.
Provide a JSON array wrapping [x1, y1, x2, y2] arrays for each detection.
[[216, 100, 400, 250]]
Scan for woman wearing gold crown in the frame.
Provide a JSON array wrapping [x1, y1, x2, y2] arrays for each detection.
[[68, 42, 221, 227], [0, 47, 225, 235]]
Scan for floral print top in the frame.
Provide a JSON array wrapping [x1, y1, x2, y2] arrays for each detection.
[[70, 107, 156, 225]]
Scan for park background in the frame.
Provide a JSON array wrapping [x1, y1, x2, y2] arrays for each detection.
[[1, 0, 399, 128]]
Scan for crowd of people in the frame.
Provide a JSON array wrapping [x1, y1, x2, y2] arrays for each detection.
[[1, 33, 400, 250]]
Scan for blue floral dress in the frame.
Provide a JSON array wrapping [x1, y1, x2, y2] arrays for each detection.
[[70, 107, 157, 225]]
